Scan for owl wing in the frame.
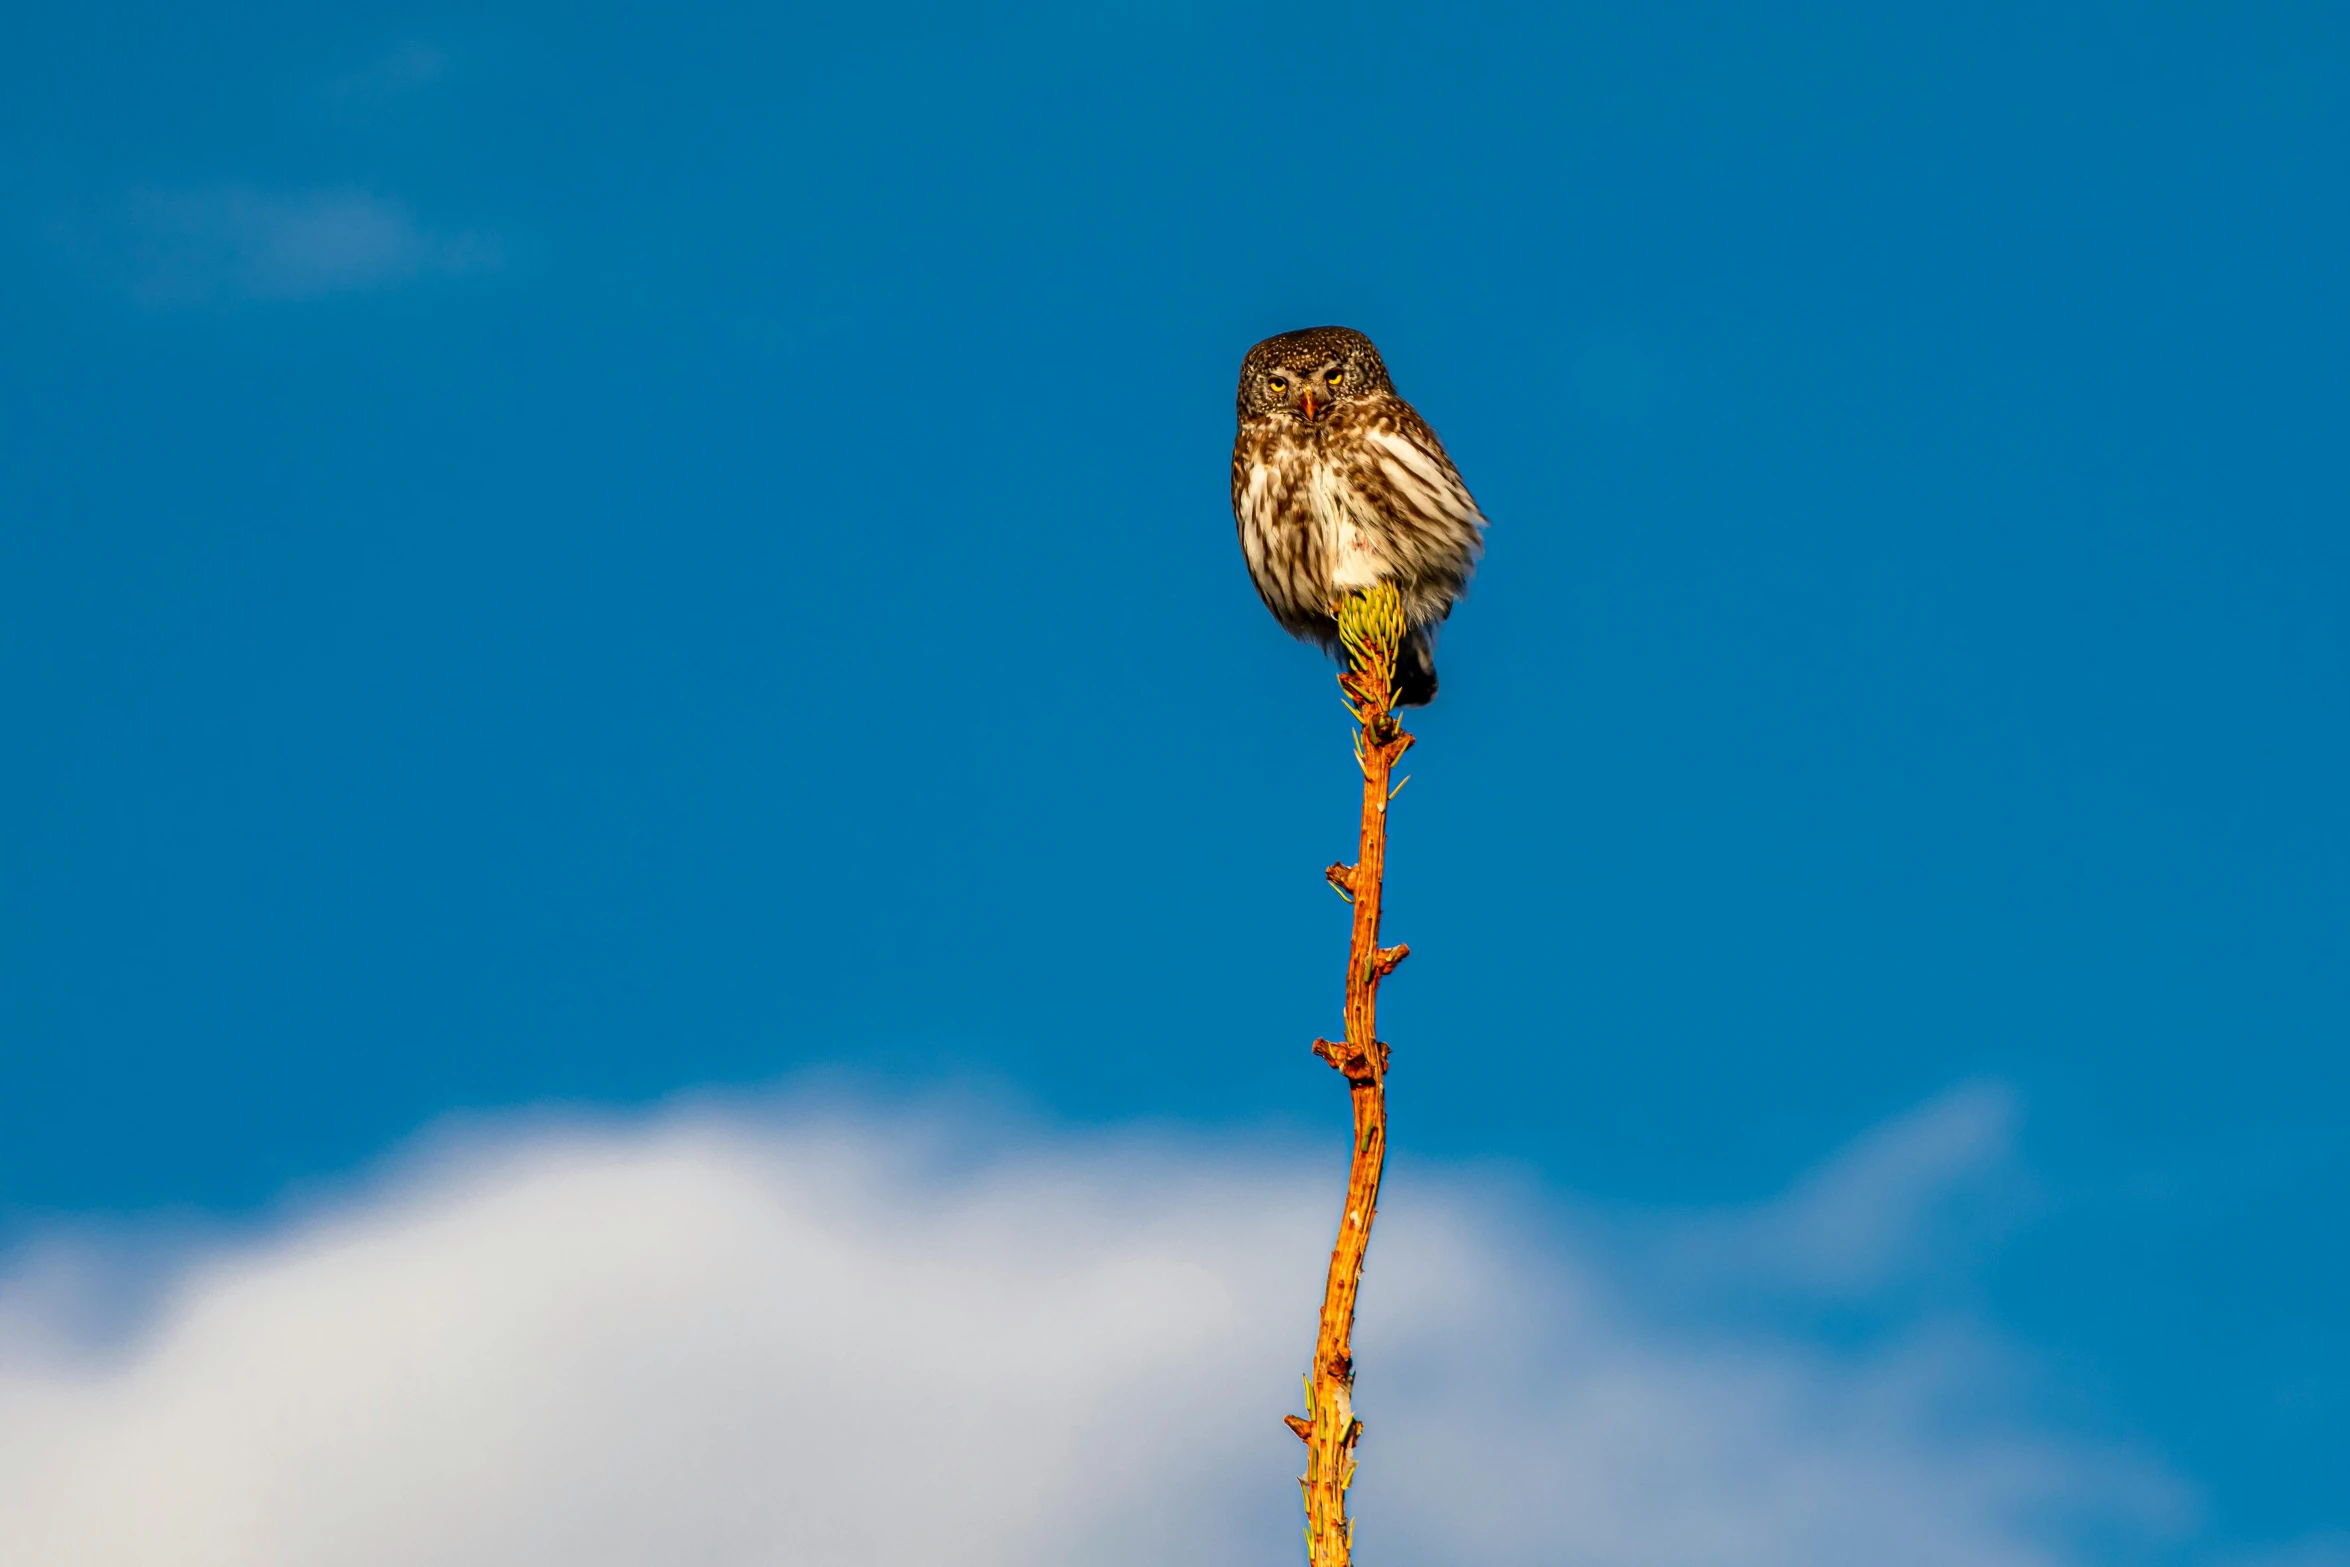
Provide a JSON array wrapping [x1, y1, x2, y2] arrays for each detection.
[[1352, 409, 1485, 548], [1336, 407, 1486, 623]]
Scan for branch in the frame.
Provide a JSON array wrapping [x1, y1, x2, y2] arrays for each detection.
[[1291, 583, 1413, 1567]]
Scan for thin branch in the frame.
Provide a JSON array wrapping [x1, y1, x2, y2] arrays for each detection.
[[1291, 583, 1414, 1567]]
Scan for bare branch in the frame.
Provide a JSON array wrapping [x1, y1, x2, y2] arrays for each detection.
[[1291, 583, 1413, 1567]]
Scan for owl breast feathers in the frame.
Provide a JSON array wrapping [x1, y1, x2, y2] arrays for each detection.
[[1230, 325, 1486, 706]]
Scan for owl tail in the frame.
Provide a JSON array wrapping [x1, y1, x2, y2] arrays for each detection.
[[1395, 626, 1439, 707]]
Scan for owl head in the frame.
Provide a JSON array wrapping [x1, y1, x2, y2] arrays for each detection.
[[1237, 326, 1394, 426]]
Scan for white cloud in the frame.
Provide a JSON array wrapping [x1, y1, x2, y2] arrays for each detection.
[[0, 1087, 2185, 1567], [1648, 1081, 2026, 1301], [65, 185, 498, 304]]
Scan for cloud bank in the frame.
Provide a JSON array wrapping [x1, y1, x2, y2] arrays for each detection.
[[0, 1086, 2183, 1566]]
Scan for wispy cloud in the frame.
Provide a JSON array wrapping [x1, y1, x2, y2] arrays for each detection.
[[1646, 1081, 2027, 1303], [0, 1087, 2186, 1566], [59, 185, 498, 305]]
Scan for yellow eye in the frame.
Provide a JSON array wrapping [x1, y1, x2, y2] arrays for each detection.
[[1268, 376, 1287, 391], [1326, 369, 1344, 386]]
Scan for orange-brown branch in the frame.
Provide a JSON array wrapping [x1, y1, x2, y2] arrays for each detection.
[[1291, 585, 1413, 1567]]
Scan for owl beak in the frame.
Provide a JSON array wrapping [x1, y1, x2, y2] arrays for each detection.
[[1299, 390, 1321, 423]]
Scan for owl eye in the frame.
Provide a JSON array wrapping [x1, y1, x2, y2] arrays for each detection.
[[1326, 369, 1345, 386], [1268, 376, 1288, 392]]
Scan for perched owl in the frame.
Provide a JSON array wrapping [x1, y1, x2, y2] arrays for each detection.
[[1231, 325, 1486, 706]]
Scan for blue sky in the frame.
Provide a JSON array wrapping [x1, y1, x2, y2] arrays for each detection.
[[2, 3, 2344, 1561]]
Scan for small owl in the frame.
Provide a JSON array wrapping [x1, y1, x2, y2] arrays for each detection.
[[1231, 325, 1486, 706]]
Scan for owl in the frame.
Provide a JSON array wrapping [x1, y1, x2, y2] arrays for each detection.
[[1231, 325, 1487, 706]]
